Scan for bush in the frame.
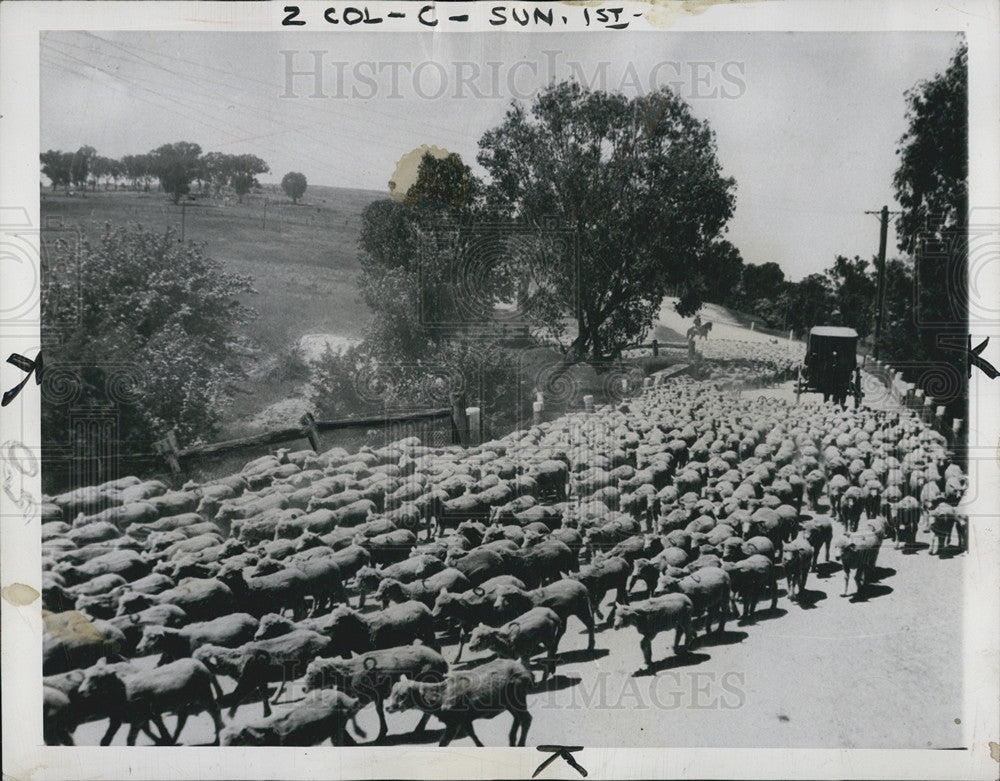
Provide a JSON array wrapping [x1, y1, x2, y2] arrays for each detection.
[[268, 341, 311, 384], [41, 223, 255, 451], [309, 338, 521, 434]]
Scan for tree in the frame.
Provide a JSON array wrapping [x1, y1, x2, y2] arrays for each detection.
[[403, 153, 470, 210], [477, 81, 736, 360], [150, 142, 203, 204], [70, 146, 96, 191], [41, 223, 255, 452], [228, 154, 270, 203], [281, 171, 308, 204], [893, 40, 967, 414], [90, 156, 116, 190], [40, 150, 72, 191], [784, 273, 834, 335], [697, 239, 744, 307], [731, 261, 786, 314], [877, 258, 921, 364], [825, 254, 876, 339], [201, 152, 230, 198], [357, 152, 497, 358]]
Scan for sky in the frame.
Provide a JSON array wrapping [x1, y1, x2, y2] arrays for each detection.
[[40, 30, 962, 280]]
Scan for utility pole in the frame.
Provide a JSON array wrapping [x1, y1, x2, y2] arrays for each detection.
[[864, 205, 901, 361], [180, 201, 186, 243]]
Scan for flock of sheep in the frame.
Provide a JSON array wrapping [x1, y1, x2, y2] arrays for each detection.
[[41, 348, 966, 748]]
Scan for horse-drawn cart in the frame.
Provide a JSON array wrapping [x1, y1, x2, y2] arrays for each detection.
[[796, 326, 861, 405]]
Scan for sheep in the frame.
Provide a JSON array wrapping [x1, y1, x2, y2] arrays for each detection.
[[303, 644, 449, 739], [363, 600, 441, 653], [44, 660, 144, 744], [219, 629, 334, 717], [44, 686, 77, 746], [385, 659, 534, 746], [613, 593, 695, 669], [216, 567, 308, 620], [117, 577, 236, 623], [468, 606, 565, 682], [77, 658, 225, 745], [135, 613, 260, 663], [221, 689, 363, 746], [781, 537, 814, 603], [492, 579, 595, 650], [355, 553, 445, 607], [571, 555, 631, 625], [431, 578, 526, 662], [722, 553, 777, 619], [373, 568, 472, 609], [655, 567, 731, 638], [43, 610, 127, 675]]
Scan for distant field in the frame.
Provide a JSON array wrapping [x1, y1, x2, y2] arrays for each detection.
[[41, 184, 383, 349], [41, 185, 385, 432]]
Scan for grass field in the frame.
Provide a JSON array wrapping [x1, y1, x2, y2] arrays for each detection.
[[41, 185, 385, 433], [41, 184, 382, 350]]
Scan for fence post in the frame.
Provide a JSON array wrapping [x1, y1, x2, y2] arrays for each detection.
[[583, 394, 594, 413], [300, 412, 321, 452], [450, 392, 469, 446], [532, 401, 544, 426], [934, 405, 946, 433], [466, 406, 481, 447], [922, 396, 934, 423], [652, 339, 659, 357], [952, 418, 963, 445], [153, 430, 182, 474]]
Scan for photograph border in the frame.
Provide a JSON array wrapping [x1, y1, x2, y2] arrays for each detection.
[[2, 2, 998, 779]]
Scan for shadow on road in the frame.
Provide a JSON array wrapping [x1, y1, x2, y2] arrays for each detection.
[[900, 541, 930, 555], [849, 583, 894, 602], [369, 726, 446, 746], [743, 606, 789, 622], [794, 588, 827, 608], [555, 648, 610, 665], [530, 673, 583, 695], [871, 566, 896, 581], [814, 561, 841, 579], [693, 629, 749, 648], [936, 545, 966, 560], [633, 650, 712, 677]]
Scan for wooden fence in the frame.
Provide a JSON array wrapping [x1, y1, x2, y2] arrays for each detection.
[[41, 404, 469, 494], [863, 357, 965, 454]]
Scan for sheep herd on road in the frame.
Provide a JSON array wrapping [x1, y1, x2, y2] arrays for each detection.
[[41, 364, 967, 748]]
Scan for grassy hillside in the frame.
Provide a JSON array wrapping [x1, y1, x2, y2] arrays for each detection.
[[41, 184, 384, 350], [41, 185, 385, 433]]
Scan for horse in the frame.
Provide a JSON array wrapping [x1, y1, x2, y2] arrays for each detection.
[[686, 321, 712, 341]]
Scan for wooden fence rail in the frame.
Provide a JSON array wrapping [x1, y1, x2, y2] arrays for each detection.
[[152, 407, 455, 474]]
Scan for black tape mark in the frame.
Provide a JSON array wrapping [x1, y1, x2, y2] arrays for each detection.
[[533, 745, 587, 778]]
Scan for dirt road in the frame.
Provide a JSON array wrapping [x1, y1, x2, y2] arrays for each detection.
[[73, 515, 964, 750]]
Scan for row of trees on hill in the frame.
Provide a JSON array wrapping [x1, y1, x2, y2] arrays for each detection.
[[40, 144, 309, 206], [701, 254, 878, 340]]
